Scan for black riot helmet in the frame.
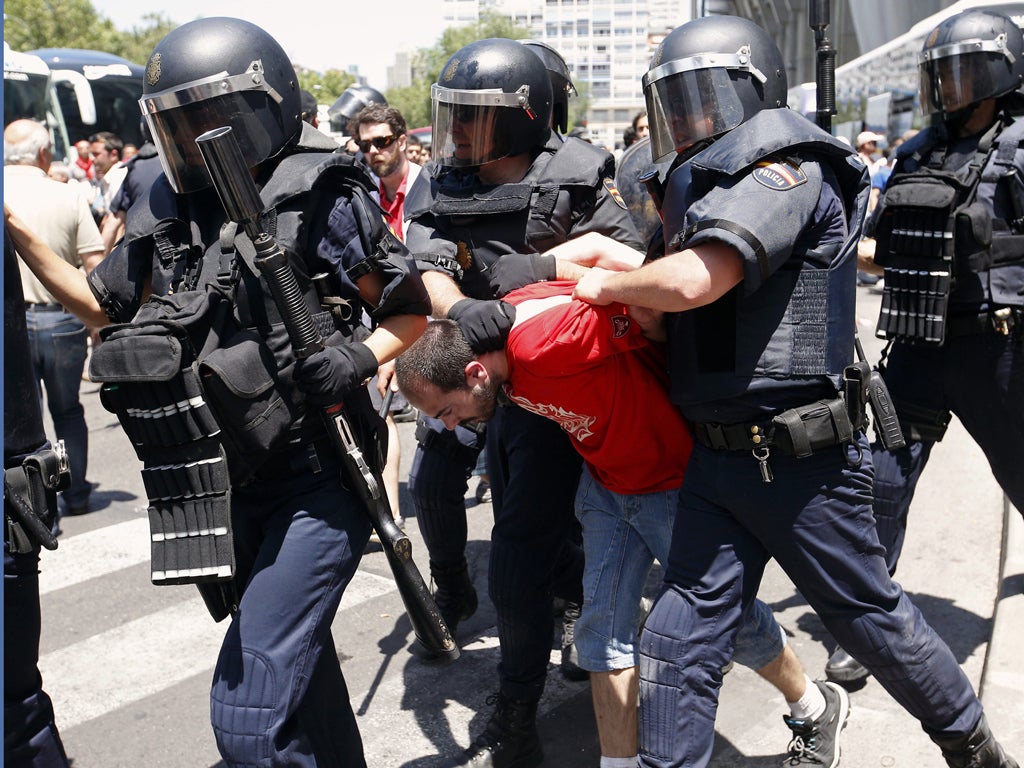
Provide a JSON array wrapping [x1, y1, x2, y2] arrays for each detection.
[[643, 15, 787, 164], [138, 17, 302, 195], [918, 9, 1024, 124], [520, 39, 577, 134], [328, 85, 387, 133], [431, 38, 552, 168]]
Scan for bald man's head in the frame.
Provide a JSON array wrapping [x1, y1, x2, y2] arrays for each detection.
[[4, 119, 51, 168]]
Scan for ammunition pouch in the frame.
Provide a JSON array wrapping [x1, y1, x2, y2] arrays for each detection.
[[874, 174, 959, 345], [3, 443, 70, 553], [89, 287, 250, 586]]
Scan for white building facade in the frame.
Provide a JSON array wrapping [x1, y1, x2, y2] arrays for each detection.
[[441, 0, 691, 151]]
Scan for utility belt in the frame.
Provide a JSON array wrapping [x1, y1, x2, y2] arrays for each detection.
[[691, 378, 868, 484], [946, 307, 1022, 339], [24, 302, 67, 313], [4, 442, 70, 553]]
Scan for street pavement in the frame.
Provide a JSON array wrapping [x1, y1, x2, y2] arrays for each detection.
[[36, 284, 1021, 767]]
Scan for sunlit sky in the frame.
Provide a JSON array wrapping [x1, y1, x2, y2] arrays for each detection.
[[86, 0, 449, 88]]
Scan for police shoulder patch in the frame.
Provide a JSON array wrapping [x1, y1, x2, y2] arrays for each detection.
[[751, 158, 807, 191], [603, 177, 628, 209]]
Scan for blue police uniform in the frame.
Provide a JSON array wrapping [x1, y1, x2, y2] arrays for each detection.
[[639, 108, 987, 766], [4, 230, 71, 768], [404, 134, 642, 702], [89, 126, 430, 768], [869, 121, 1024, 575]]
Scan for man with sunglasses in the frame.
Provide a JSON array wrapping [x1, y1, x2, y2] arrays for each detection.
[[403, 37, 643, 768]]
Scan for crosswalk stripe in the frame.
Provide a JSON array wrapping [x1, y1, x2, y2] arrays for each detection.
[[39, 569, 397, 730], [39, 517, 151, 595]]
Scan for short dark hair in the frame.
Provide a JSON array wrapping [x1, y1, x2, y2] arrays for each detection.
[[354, 104, 407, 137], [395, 320, 474, 399], [88, 131, 123, 155]]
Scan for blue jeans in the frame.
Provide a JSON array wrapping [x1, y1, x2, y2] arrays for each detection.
[[638, 435, 984, 768], [25, 309, 90, 509], [574, 467, 783, 673], [209, 446, 372, 768]]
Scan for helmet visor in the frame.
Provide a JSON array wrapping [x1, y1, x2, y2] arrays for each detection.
[[140, 66, 286, 193], [644, 65, 744, 163], [431, 83, 534, 167], [919, 38, 1013, 117]]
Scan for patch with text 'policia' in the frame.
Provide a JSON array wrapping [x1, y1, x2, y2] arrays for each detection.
[[752, 158, 807, 191], [603, 177, 628, 209]]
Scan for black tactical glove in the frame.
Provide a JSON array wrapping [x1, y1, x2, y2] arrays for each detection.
[[447, 298, 517, 353], [487, 253, 556, 298], [293, 342, 379, 407]]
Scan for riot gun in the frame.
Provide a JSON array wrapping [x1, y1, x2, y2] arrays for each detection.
[[195, 125, 459, 661], [809, 0, 905, 452]]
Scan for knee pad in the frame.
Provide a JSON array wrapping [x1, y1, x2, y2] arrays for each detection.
[[211, 647, 277, 766]]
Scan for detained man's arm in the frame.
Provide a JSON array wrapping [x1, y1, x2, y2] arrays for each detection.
[[573, 240, 744, 311], [5, 204, 109, 328], [546, 231, 645, 274]]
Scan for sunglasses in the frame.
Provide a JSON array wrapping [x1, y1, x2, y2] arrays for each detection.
[[357, 134, 399, 153]]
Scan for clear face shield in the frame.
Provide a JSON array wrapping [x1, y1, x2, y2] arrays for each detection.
[[431, 83, 536, 168], [919, 35, 1015, 118], [643, 47, 764, 164], [139, 60, 286, 194]]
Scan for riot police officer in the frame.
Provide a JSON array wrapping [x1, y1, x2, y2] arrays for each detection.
[[573, 15, 1019, 768], [86, 18, 429, 768], [519, 39, 577, 137], [827, 8, 1024, 689], [403, 37, 642, 767], [4, 224, 71, 768], [328, 84, 388, 139]]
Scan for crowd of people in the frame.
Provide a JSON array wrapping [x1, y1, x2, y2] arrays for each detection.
[[4, 7, 1022, 768]]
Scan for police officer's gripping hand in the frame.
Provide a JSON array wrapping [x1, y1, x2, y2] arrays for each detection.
[[293, 342, 380, 407], [487, 253, 556, 298], [447, 298, 517, 353]]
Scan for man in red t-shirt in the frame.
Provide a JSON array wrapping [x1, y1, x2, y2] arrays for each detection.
[[396, 280, 835, 767]]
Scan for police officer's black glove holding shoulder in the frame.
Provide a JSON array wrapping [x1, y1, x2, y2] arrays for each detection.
[[487, 253, 556, 298], [294, 342, 379, 406], [447, 299, 517, 353]]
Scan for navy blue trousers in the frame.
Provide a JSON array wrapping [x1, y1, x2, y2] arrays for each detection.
[[638, 434, 984, 768], [209, 449, 371, 768], [409, 416, 483, 568], [487, 405, 584, 703], [873, 331, 1024, 574], [4, 542, 69, 767]]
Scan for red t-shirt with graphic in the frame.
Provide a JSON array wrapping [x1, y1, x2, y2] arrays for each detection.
[[504, 281, 692, 494]]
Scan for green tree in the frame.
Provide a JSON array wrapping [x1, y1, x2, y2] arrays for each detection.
[[3, 0, 120, 52], [117, 13, 179, 64], [3, 0, 176, 64], [297, 68, 357, 106]]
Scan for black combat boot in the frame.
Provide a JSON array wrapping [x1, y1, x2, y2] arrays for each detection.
[[431, 559, 478, 635], [932, 715, 1020, 768], [454, 693, 542, 768]]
